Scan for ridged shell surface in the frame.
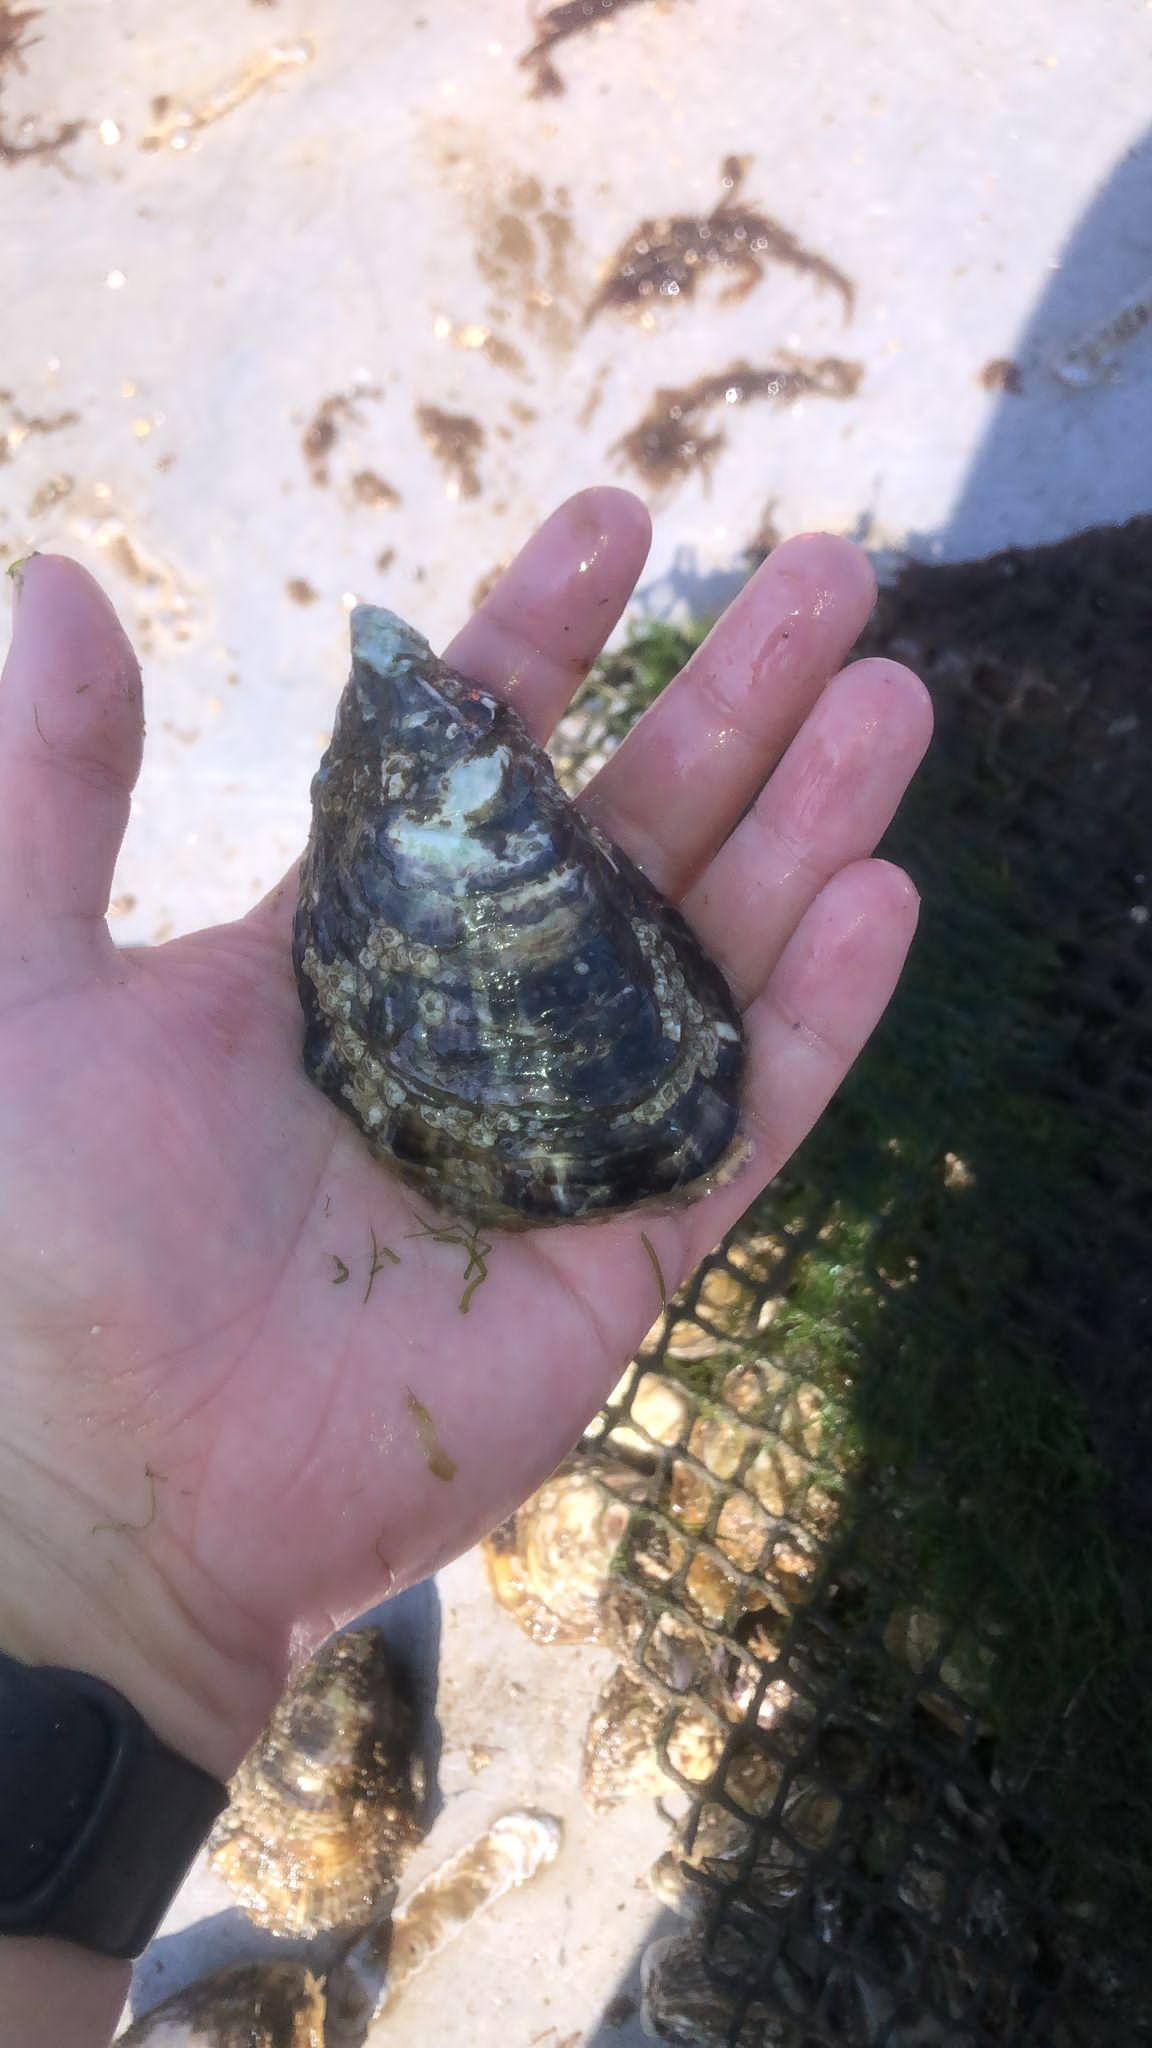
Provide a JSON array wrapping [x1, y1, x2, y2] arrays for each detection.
[[208, 1626, 424, 1937], [118, 1963, 324, 2048], [293, 608, 745, 1228]]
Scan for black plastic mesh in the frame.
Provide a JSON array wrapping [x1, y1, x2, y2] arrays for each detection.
[[572, 519, 1152, 2046]]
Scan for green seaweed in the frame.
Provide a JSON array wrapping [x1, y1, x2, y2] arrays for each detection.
[[406, 1214, 492, 1313], [363, 1226, 400, 1303]]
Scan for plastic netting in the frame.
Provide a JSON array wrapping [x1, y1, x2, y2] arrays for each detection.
[[566, 519, 1152, 2046]]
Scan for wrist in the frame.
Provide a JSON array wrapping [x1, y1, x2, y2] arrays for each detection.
[[0, 1939, 128, 2048], [0, 1448, 283, 1783]]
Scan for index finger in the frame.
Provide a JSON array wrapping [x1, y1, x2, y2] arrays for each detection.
[[443, 486, 651, 740]]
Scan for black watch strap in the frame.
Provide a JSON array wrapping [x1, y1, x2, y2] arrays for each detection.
[[0, 1652, 229, 1959]]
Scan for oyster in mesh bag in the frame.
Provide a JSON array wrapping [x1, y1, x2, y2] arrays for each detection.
[[293, 609, 745, 1228], [118, 1963, 324, 2047], [640, 1934, 792, 2047], [482, 1450, 652, 1644], [209, 1626, 425, 1937]]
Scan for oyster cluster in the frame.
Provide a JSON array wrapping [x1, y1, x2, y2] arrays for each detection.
[[208, 1626, 425, 1938], [293, 609, 745, 1229]]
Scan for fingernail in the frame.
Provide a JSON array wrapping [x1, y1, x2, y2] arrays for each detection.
[[6, 552, 38, 604]]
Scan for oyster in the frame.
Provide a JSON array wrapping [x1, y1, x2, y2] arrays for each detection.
[[581, 1664, 726, 1812], [649, 1766, 839, 1921], [325, 1809, 562, 2044], [293, 608, 745, 1228], [482, 1451, 651, 1644], [641, 1927, 973, 2048], [209, 1626, 425, 1937], [118, 1963, 323, 2048], [640, 1934, 788, 2048]]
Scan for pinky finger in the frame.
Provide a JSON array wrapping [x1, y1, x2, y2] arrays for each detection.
[[684, 859, 920, 1266]]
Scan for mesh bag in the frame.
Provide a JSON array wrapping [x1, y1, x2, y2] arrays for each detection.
[[563, 518, 1152, 2046]]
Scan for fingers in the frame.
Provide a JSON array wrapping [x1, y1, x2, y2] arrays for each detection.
[[0, 555, 143, 940], [685, 658, 933, 1005], [443, 486, 651, 741], [578, 533, 877, 896], [683, 858, 921, 1266]]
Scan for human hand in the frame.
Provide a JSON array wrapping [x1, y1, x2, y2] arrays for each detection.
[[0, 492, 931, 1788]]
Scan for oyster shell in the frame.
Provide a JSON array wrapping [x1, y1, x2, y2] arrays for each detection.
[[649, 1765, 839, 1921], [325, 1809, 562, 2045], [640, 1934, 787, 2048], [581, 1664, 726, 1813], [482, 1451, 651, 1645], [293, 608, 745, 1228], [641, 1927, 978, 2048], [118, 1963, 323, 2048], [208, 1626, 424, 1937]]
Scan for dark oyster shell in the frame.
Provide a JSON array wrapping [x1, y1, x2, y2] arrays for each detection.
[[293, 608, 745, 1228], [208, 1626, 425, 1937], [118, 1962, 324, 2047]]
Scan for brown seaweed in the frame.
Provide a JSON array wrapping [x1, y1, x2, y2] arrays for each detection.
[[519, 0, 664, 99], [612, 355, 862, 492], [0, 6, 82, 164], [414, 403, 486, 500], [588, 156, 855, 325], [301, 387, 383, 488]]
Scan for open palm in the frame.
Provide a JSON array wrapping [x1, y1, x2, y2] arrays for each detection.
[[0, 492, 930, 1778]]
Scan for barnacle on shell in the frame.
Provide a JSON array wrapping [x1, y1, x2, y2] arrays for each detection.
[[293, 608, 746, 1229], [208, 1626, 425, 1938]]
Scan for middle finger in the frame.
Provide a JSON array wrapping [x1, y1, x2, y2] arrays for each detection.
[[578, 533, 877, 898]]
